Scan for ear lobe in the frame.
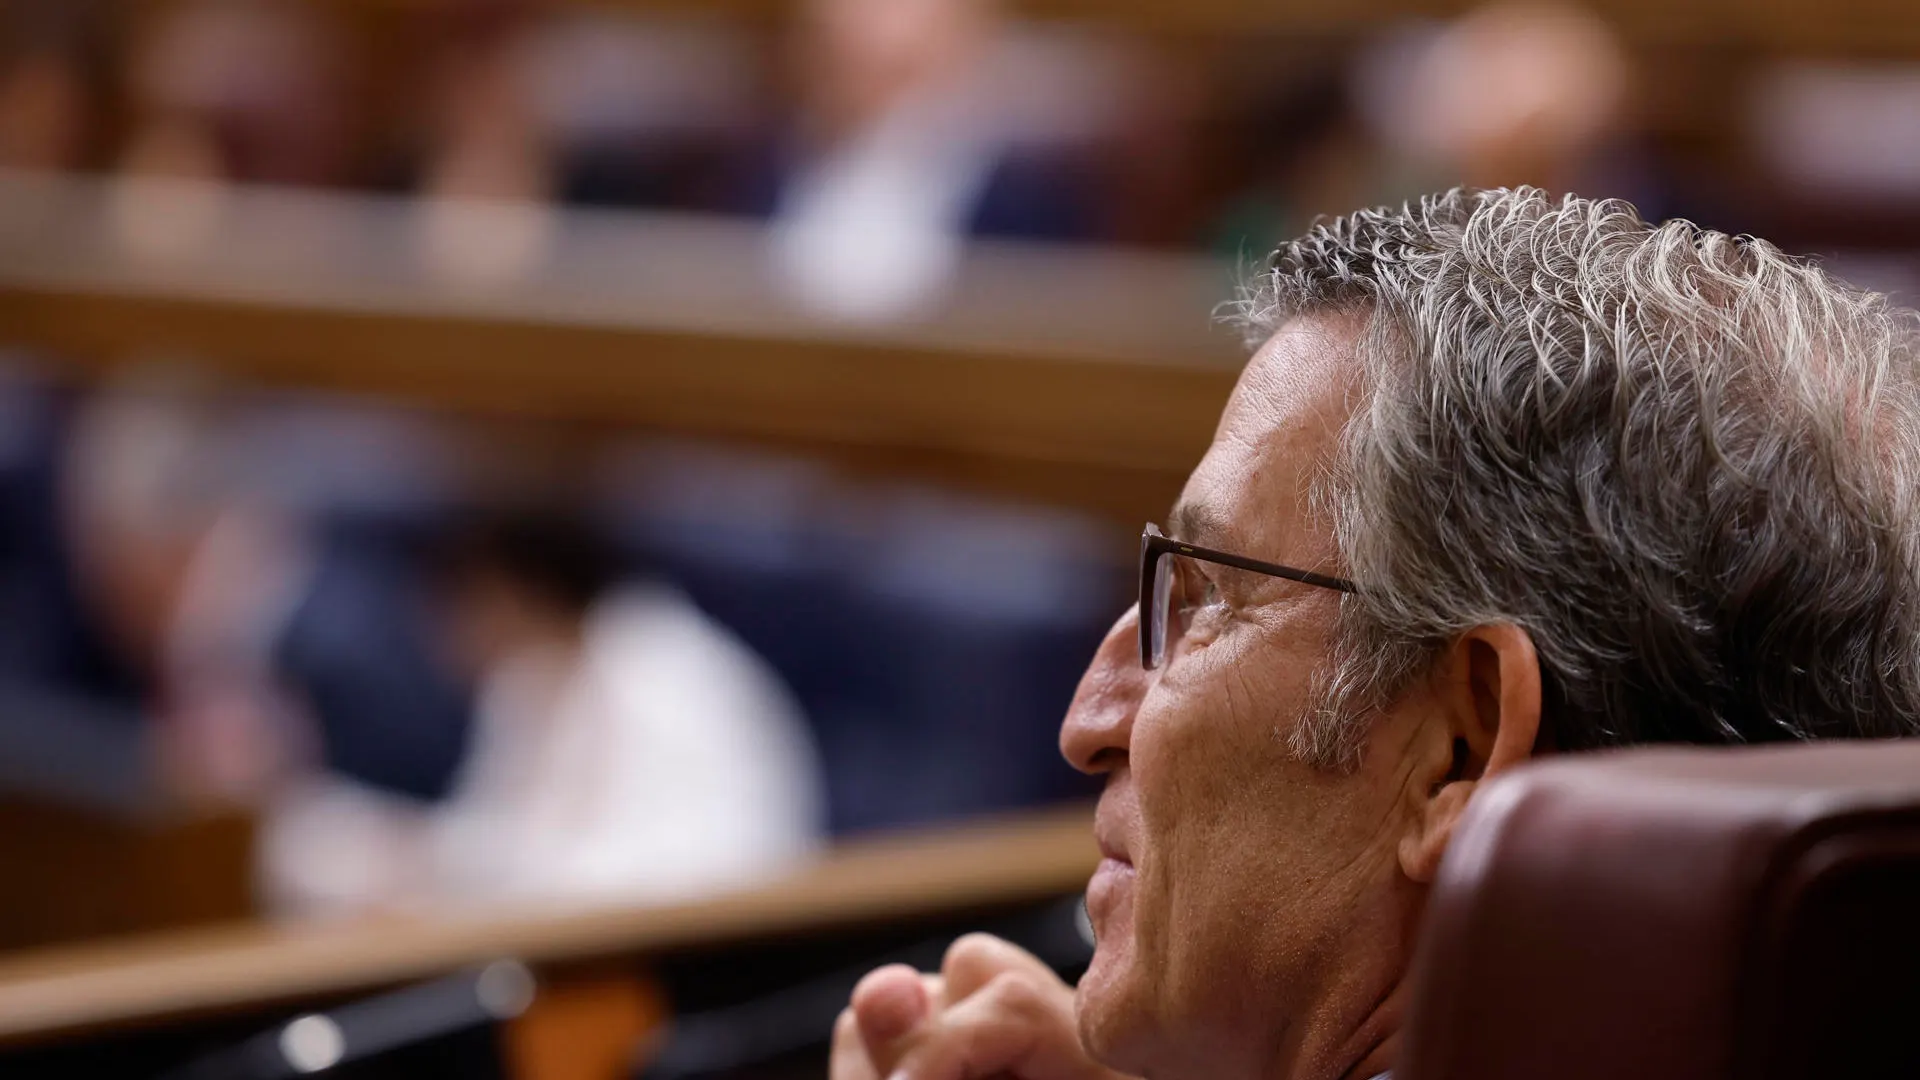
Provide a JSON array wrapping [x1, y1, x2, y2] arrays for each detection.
[[1398, 623, 1543, 885], [1400, 778, 1474, 883]]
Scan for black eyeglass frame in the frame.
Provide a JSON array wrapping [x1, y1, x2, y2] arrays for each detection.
[[1138, 522, 1359, 669]]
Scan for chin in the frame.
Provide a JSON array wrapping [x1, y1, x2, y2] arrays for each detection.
[[1075, 938, 1157, 1074]]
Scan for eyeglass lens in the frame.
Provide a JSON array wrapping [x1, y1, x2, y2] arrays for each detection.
[[1150, 550, 1174, 669]]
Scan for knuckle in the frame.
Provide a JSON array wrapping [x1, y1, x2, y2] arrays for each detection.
[[850, 963, 916, 1010], [941, 932, 1007, 984], [984, 970, 1044, 1013]]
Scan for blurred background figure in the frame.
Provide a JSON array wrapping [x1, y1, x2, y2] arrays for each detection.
[[1384, 3, 1631, 195], [755, 0, 1118, 319], [524, 9, 755, 211], [262, 504, 824, 917], [0, 358, 829, 922], [106, 0, 352, 260], [401, 0, 558, 286], [0, 365, 473, 817], [0, 366, 300, 818], [0, 2, 100, 173], [397, 1, 755, 287], [118, 0, 351, 187], [0, 359, 161, 816], [599, 443, 1111, 837], [1206, 63, 1383, 260], [60, 370, 305, 811]]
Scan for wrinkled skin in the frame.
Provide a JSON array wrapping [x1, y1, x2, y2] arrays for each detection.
[[832, 313, 1543, 1080]]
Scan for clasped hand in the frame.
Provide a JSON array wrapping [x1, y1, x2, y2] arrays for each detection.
[[831, 934, 1130, 1080]]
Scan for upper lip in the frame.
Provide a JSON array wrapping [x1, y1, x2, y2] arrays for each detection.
[[1093, 799, 1134, 865]]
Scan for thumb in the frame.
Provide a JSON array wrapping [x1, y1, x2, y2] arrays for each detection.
[[940, 933, 1060, 1003], [891, 972, 1085, 1080]]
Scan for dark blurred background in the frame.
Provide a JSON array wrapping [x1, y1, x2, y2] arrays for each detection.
[[0, 0, 1915, 1074]]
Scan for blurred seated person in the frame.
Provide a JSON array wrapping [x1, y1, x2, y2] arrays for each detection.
[[830, 188, 1920, 1080], [261, 507, 825, 917], [116, 0, 350, 187], [397, 0, 558, 287], [0, 360, 156, 813], [1208, 64, 1390, 262], [0, 4, 101, 173], [1363, 3, 1676, 218], [601, 443, 1111, 835], [103, 0, 356, 266], [396, 5, 756, 283], [0, 368, 470, 814], [746, 0, 1112, 320], [522, 10, 756, 212]]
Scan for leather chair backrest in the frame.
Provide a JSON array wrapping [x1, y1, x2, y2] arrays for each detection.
[[1398, 741, 1920, 1080]]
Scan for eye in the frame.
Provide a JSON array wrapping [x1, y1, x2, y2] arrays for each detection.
[[1173, 562, 1219, 617], [1180, 567, 1232, 639], [1196, 579, 1227, 620]]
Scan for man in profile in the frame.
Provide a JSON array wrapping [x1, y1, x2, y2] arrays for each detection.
[[831, 187, 1920, 1080]]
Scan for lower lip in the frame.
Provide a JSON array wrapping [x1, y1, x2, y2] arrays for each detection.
[[1085, 857, 1136, 921]]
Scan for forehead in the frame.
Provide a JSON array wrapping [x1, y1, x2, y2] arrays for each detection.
[[1174, 313, 1362, 551]]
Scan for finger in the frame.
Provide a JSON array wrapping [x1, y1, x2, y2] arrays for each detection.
[[851, 964, 932, 1067], [830, 1007, 882, 1080], [837, 976, 940, 1080], [921, 972, 949, 1013], [940, 933, 1061, 1002], [890, 972, 1080, 1080]]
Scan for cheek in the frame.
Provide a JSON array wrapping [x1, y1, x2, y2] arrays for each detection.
[[1135, 626, 1316, 826], [1125, 626, 1337, 1017], [1130, 642, 1296, 920]]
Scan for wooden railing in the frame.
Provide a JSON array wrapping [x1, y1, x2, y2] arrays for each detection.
[[0, 174, 1244, 523], [326, 0, 1920, 53], [0, 803, 1096, 1047]]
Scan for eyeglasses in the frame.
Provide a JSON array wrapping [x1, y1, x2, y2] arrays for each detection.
[[1138, 522, 1358, 670]]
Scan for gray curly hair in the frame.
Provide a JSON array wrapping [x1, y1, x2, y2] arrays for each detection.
[[1231, 187, 1920, 770]]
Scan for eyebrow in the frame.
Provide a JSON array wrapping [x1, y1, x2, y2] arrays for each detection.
[[1167, 501, 1231, 547]]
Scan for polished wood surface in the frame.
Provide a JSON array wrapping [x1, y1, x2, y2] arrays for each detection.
[[1032, 0, 1920, 51], [323, 0, 1920, 52], [0, 801, 253, 955], [0, 176, 1240, 522], [0, 803, 1096, 1046]]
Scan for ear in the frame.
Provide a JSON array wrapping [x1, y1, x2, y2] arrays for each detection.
[[1397, 623, 1541, 884]]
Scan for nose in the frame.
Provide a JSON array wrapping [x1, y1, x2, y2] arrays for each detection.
[[1060, 606, 1149, 775]]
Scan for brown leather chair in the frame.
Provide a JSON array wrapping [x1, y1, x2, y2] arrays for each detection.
[[1398, 741, 1920, 1080]]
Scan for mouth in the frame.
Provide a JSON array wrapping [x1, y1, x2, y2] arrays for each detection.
[[1085, 854, 1136, 943], [1086, 797, 1139, 935], [1092, 791, 1137, 869]]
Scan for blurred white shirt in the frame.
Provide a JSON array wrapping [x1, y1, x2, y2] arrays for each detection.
[[261, 584, 825, 917]]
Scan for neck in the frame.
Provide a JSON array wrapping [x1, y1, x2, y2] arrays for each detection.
[[1338, 979, 1407, 1079], [1266, 886, 1420, 1080], [1253, 968, 1407, 1080]]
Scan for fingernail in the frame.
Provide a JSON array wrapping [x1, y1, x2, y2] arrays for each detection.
[[887, 1071, 912, 1080]]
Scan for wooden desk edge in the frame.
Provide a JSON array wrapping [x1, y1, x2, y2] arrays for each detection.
[[0, 804, 1097, 1046]]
